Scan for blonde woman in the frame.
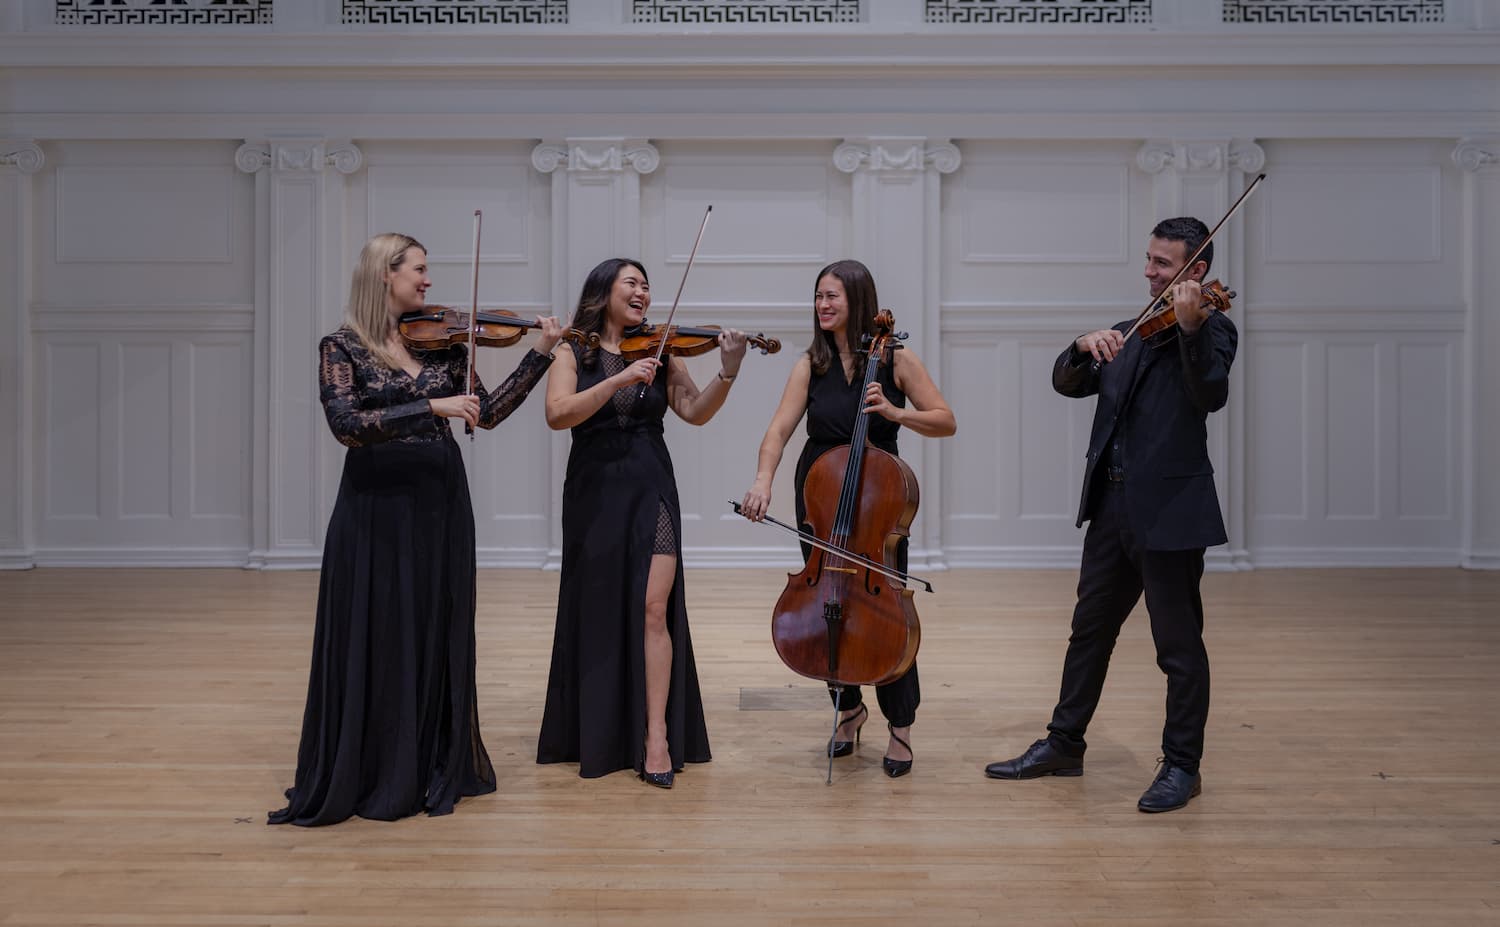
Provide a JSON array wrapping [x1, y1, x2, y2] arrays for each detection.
[[269, 233, 562, 826]]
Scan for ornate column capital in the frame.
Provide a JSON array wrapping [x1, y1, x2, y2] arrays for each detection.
[[0, 141, 45, 175], [1454, 138, 1500, 173], [1136, 139, 1264, 175], [530, 139, 659, 175], [235, 140, 363, 175], [834, 139, 961, 175]]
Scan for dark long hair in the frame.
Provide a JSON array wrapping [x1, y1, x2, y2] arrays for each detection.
[[807, 259, 880, 376], [570, 258, 648, 370]]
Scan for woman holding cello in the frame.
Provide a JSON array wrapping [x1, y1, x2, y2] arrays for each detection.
[[536, 257, 749, 788], [740, 259, 955, 777], [270, 232, 563, 826]]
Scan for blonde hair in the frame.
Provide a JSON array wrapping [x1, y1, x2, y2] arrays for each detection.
[[345, 232, 425, 370]]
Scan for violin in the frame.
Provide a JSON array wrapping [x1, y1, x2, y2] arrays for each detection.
[[398, 306, 595, 352], [1135, 279, 1235, 340], [766, 310, 922, 782], [616, 321, 781, 360]]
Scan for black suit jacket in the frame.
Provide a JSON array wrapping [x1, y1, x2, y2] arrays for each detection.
[[1053, 310, 1238, 551]]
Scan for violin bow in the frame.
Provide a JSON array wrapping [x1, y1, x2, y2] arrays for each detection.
[[637, 204, 712, 400], [728, 501, 935, 594], [465, 209, 482, 439], [1122, 172, 1265, 342]]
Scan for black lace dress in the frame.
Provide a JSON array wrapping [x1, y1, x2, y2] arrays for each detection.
[[268, 328, 551, 826], [535, 346, 712, 778]]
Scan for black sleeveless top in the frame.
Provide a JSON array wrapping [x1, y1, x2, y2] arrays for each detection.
[[793, 352, 906, 526]]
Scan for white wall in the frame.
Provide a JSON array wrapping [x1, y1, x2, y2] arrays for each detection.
[[2, 0, 1497, 570]]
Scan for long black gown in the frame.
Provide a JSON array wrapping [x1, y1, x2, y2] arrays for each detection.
[[268, 328, 551, 826], [536, 346, 712, 778], [794, 355, 919, 727]]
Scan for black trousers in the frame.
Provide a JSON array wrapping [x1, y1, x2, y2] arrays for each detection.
[[828, 662, 919, 729], [1045, 482, 1209, 774]]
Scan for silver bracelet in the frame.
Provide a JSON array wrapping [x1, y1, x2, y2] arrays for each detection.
[[717, 370, 737, 383]]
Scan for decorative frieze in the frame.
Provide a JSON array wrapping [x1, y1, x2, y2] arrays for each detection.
[[530, 140, 660, 175], [927, 0, 1150, 25], [833, 139, 961, 174], [1453, 139, 1499, 172], [633, 0, 858, 23], [1136, 140, 1265, 175], [55, 0, 272, 26], [234, 141, 363, 175], [1222, 0, 1444, 24], [0, 141, 45, 175], [342, 0, 567, 25]]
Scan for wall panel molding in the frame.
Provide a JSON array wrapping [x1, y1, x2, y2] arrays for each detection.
[[3, 23, 1496, 570]]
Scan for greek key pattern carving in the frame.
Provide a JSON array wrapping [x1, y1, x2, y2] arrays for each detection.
[[342, 0, 567, 25], [55, 0, 272, 26], [633, 0, 859, 24], [927, 0, 1150, 25], [1222, 0, 1443, 24]]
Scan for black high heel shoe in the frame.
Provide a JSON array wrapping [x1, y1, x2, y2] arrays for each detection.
[[827, 703, 869, 758], [639, 768, 675, 789], [882, 724, 913, 779], [640, 736, 675, 789]]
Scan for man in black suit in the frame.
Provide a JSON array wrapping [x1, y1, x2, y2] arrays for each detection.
[[984, 217, 1237, 813]]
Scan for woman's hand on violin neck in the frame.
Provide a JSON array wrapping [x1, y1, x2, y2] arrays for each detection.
[[534, 315, 564, 356], [717, 328, 749, 375], [1076, 328, 1125, 364], [740, 479, 773, 522], [430, 394, 480, 429]]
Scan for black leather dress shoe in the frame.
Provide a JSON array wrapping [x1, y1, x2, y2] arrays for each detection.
[[1137, 762, 1200, 812], [984, 738, 1084, 780]]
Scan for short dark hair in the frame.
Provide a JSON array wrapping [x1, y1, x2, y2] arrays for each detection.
[[1150, 216, 1213, 276]]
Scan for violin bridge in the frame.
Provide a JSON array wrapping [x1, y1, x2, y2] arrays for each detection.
[[824, 566, 859, 575]]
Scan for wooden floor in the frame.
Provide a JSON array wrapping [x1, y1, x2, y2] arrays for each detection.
[[0, 567, 1497, 926]]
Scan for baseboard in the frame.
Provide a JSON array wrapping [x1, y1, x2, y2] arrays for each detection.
[[1249, 547, 1462, 568], [0, 548, 36, 570], [1460, 549, 1500, 570], [476, 548, 551, 569], [942, 546, 1083, 569], [245, 547, 321, 570], [34, 547, 252, 568], [14, 544, 1478, 571]]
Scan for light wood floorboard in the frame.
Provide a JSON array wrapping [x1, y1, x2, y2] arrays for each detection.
[[1, 567, 1497, 926]]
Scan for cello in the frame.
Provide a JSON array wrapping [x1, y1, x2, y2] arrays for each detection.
[[733, 310, 931, 783]]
